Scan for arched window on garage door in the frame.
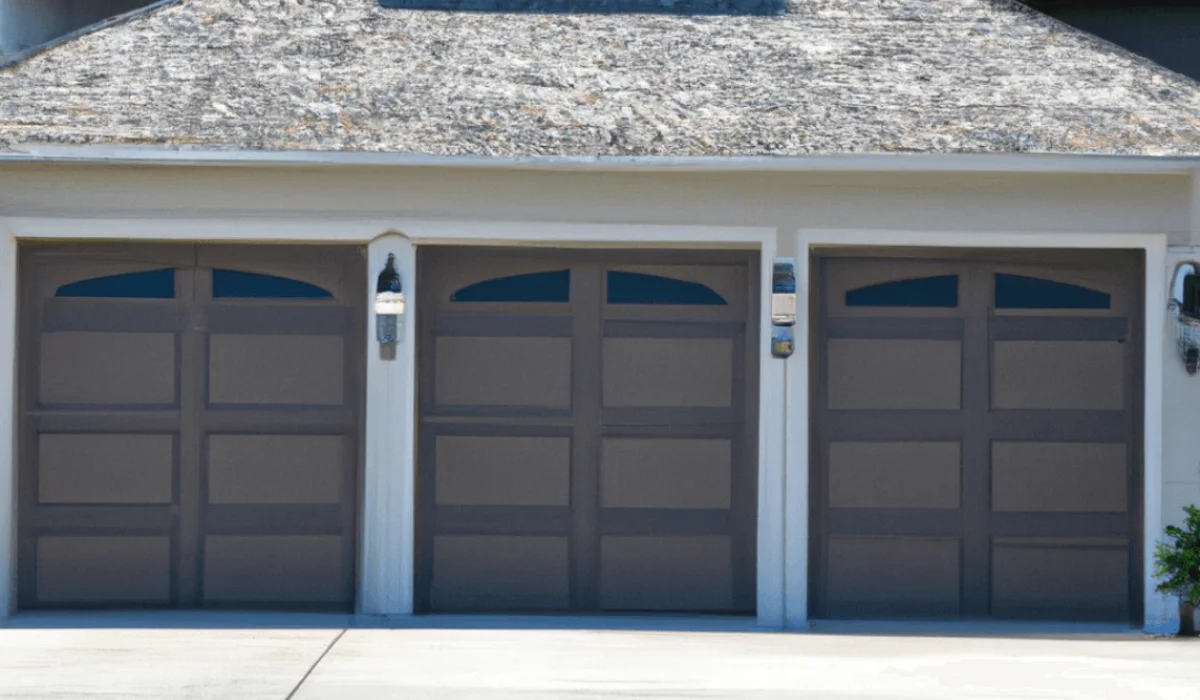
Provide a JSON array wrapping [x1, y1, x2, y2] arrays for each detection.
[[605, 270, 728, 305], [55, 268, 176, 298], [450, 269, 571, 303]]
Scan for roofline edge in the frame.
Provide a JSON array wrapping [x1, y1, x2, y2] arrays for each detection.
[[1, 147, 1199, 175]]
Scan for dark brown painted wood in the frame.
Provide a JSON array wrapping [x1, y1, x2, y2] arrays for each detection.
[[570, 265, 603, 610], [810, 251, 1143, 622], [17, 244, 364, 611], [417, 247, 757, 614]]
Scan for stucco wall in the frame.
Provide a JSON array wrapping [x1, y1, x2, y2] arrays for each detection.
[[1163, 249, 1200, 528], [0, 166, 1191, 239]]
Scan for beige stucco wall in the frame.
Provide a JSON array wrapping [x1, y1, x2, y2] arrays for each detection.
[[0, 165, 1193, 240], [1164, 250, 1200, 523]]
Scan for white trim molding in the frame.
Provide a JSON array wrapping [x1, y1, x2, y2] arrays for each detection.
[[0, 233, 16, 620], [359, 233, 418, 616], [792, 228, 1169, 632]]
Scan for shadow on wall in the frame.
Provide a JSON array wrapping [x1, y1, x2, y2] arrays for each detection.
[[379, 0, 786, 15]]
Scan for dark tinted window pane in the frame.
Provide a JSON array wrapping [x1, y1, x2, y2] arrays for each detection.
[[56, 269, 175, 298], [451, 270, 570, 303], [994, 274, 1110, 309], [212, 269, 333, 299], [845, 275, 958, 308], [606, 271, 727, 305]]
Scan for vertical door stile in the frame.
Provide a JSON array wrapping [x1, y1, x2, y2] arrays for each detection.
[[175, 245, 205, 607], [569, 264, 603, 610], [959, 263, 992, 618]]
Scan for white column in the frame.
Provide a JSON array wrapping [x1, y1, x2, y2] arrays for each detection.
[[0, 232, 16, 619], [756, 235, 786, 628], [359, 232, 417, 616], [783, 234, 810, 629], [1144, 238, 1172, 633]]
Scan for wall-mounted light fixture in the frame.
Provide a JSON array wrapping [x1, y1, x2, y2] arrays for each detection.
[[1169, 261, 1200, 375], [770, 258, 797, 359], [375, 253, 404, 361]]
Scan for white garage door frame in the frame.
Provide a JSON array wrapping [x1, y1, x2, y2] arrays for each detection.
[[0, 218, 787, 626], [0, 220, 1170, 630], [788, 229, 1169, 633]]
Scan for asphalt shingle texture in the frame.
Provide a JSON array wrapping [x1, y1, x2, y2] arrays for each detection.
[[2, 0, 1200, 156]]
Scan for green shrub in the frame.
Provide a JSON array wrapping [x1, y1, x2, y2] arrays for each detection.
[[1154, 505, 1200, 635]]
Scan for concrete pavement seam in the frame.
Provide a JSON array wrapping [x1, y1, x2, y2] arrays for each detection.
[[283, 628, 347, 700]]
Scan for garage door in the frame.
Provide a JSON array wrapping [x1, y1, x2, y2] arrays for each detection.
[[417, 249, 758, 613], [18, 244, 363, 610], [810, 250, 1141, 622]]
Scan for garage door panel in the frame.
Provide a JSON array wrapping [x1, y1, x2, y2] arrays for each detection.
[[827, 339, 961, 410], [203, 535, 345, 604], [431, 536, 569, 611], [208, 334, 345, 406], [36, 536, 171, 604], [40, 331, 177, 406], [38, 433, 174, 505], [600, 536, 732, 611], [825, 537, 961, 616], [992, 340, 1124, 410], [207, 434, 344, 505], [829, 442, 960, 509], [435, 436, 571, 507], [603, 337, 733, 408], [992, 442, 1128, 513], [991, 539, 1129, 620], [434, 336, 572, 408], [601, 438, 731, 509]]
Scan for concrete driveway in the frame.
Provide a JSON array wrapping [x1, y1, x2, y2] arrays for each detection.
[[1, 613, 1196, 700]]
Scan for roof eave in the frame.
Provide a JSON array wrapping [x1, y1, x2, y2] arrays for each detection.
[[2, 145, 1199, 175]]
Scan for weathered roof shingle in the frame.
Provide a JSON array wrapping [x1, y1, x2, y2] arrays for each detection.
[[2, 0, 1200, 156]]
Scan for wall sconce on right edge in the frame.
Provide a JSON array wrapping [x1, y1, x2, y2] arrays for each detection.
[[1169, 261, 1200, 375]]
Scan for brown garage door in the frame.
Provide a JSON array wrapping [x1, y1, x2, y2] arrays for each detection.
[[810, 250, 1142, 622], [18, 244, 363, 610], [416, 248, 758, 613]]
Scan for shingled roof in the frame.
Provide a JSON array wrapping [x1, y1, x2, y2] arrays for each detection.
[[2, 0, 1200, 157]]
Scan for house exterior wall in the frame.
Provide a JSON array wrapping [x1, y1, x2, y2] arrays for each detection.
[[0, 162, 1196, 629]]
